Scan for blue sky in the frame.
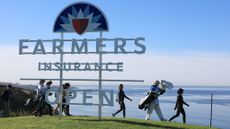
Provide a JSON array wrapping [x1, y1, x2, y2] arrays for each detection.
[[1, 0, 230, 86], [1, 0, 230, 53]]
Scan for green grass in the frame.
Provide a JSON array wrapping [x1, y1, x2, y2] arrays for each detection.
[[0, 116, 218, 129]]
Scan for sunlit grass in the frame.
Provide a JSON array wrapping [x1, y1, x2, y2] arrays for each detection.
[[0, 116, 218, 129]]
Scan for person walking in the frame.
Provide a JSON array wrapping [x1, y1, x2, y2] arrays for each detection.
[[169, 88, 189, 123], [34, 79, 46, 116], [53, 83, 71, 116], [112, 84, 132, 118], [1, 84, 13, 117], [62, 83, 71, 116], [146, 80, 167, 121], [38, 80, 53, 116]]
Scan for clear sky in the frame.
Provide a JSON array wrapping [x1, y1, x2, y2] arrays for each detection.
[[0, 0, 230, 86]]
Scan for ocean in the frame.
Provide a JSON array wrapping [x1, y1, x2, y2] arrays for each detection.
[[62, 85, 230, 129]]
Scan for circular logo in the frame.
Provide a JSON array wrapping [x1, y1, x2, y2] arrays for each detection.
[[54, 2, 109, 35]]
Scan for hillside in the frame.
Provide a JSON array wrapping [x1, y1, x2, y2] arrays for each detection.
[[0, 116, 217, 129], [0, 84, 34, 116]]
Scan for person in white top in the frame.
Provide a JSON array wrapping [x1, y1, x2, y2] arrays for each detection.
[[35, 79, 47, 116], [38, 80, 53, 116], [145, 80, 167, 121], [37, 79, 45, 97]]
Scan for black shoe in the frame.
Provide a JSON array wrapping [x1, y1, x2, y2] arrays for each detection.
[[112, 113, 115, 117], [66, 113, 72, 116]]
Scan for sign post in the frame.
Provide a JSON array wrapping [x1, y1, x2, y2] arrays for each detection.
[[59, 32, 64, 115], [19, 2, 146, 118], [98, 31, 103, 119], [210, 93, 213, 127]]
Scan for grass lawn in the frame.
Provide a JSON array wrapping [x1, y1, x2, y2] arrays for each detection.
[[0, 116, 218, 129]]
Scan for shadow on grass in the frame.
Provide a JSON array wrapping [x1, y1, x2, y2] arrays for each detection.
[[70, 117, 186, 129]]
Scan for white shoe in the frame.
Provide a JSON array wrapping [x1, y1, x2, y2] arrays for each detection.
[[145, 114, 151, 120]]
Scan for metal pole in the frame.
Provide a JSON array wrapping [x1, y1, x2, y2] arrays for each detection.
[[98, 31, 103, 120], [59, 32, 64, 116], [210, 92, 213, 127], [20, 78, 144, 82]]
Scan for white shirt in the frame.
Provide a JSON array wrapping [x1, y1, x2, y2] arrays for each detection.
[[37, 83, 46, 96]]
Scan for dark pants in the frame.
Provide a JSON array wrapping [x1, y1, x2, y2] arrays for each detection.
[[169, 107, 186, 123], [113, 101, 126, 118], [62, 98, 70, 115], [39, 101, 53, 116], [3, 100, 10, 117], [37, 95, 53, 116]]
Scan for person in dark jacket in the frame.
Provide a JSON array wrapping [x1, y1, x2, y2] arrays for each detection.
[[62, 83, 71, 116], [53, 83, 71, 116], [112, 84, 132, 118], [1, 84, 13, 117], [169, 88, 189, 123]]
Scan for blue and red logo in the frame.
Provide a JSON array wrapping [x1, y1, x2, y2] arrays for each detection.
[[54, 2, 109, 35]]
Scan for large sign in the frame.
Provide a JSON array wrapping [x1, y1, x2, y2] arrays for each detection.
[[19, 2, 145, 118]]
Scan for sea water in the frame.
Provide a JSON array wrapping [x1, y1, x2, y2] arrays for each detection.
[[68, 85, 230, 129]]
